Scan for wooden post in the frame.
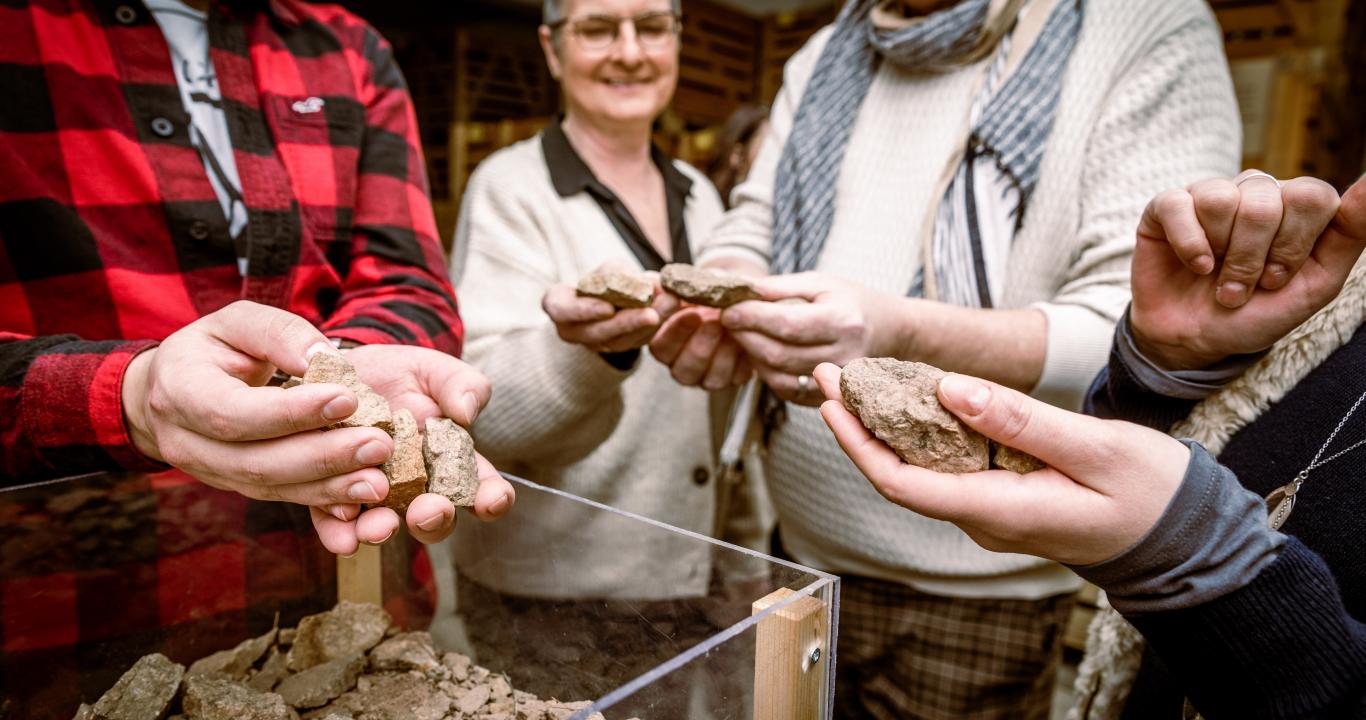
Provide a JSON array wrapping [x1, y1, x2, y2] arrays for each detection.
[[753, 587, 828, 720], [336, 543, 382, 606]]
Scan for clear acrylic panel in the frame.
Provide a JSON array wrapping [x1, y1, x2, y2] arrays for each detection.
[[0, 471, 838, 719]]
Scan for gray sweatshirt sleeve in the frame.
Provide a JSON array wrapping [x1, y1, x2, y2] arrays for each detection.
[[1068, 441, 1285, 614]]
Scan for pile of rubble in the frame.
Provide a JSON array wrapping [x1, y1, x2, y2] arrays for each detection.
[[76, 602, 619, 720]]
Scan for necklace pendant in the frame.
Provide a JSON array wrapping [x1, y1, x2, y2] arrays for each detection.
[[1264, 474, 1304, 531]]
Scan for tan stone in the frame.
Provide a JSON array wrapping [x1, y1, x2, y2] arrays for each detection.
[[424, 418, 478, 508], [660, 263, 761, 308], [840, 358, 989, 473], [287, 602, 390, 672], [991, 443, 1046, 474], [575, 271, 654, 309], [91, 653, 184, 720], [380, 409, 427, 513], [189, 625, 277, 680], [302, 353, 392, 433]]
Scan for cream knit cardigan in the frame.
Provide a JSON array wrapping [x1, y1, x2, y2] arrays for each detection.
[[698, 0, 1242, 591], [449, 136, 751, 600]]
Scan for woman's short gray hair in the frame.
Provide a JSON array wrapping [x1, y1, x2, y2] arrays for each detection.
[[543, 0, 681, 24]]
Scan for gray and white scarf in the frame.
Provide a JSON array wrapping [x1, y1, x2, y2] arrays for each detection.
[[770, 0, 1083, 308]]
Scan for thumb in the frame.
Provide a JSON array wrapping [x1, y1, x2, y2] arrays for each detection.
[[1314, 174, 1366, 272], [937, 374, 1112, 479], [201, 301, 333, 377], [751, 272, 831, 302]]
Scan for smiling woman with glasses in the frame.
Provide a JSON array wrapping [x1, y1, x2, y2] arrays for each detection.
[[446, 1, 770, 714], [547, 10, 681, 51]]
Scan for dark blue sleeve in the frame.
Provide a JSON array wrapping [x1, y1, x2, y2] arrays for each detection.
[[1128, 537, 1366, 719], [1083, 350, 1200, 430]]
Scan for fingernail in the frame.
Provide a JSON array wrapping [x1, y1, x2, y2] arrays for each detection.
[[1264, 263, 1288, 287], [417, 513, 450, 532], [1217, 281, 1247, 306], [355, 440, 389, 466], [461, 392, 481, 424], [339, 551, 357, 559], [488, 493, 512, 517], [348, 481, 381, 502], [321, 395, 355, 421], [305, 341, 337, 363], [939, 374, 990, 415], [365, 529, 395, 545], [1192, 255, 1214, 274]]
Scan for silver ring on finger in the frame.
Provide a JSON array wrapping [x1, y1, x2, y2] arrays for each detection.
[[1236, 171, 1280, 189], [796, 374, 812, 401]]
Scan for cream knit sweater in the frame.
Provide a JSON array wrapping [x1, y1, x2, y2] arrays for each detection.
[[699, 0, 1242, 595], [449, 135, 741, 600]]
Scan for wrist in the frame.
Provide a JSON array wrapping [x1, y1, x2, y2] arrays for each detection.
[[121, 349, 163, 462], [882, 297, 931, 360], [1130, 325, 1224, 372]]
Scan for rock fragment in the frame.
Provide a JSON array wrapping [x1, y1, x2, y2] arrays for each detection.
[[275, 654, 363, 709], [246, 648, 289, 693], [287, 602, 390, 672], [302, 353, 393, 433], [181, 675, 292, 720], [660, 263, 761, 308], [189, 625, 278, 680], [346, 673, 452, 720], [90, 653, 184, 720], [424, 418, 479, 507], [575, 271, 654, 309], [380, 409, 427, 513], [991, 443, 1046, 474], [840, 358, 989, 473], [368, 631, 439, 672]]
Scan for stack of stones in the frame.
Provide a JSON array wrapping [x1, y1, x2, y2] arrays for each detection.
[[293, 354, 480, 512], [74, 602, 628, 720]]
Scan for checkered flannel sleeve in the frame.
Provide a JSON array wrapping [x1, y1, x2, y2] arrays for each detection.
[[316, 17, 463, 355], [0, 333, 164, 483]]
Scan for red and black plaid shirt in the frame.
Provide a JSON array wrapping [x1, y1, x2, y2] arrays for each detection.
[[0, 0, 462, 483]]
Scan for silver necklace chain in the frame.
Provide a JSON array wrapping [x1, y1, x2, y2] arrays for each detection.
[[1302, 388, 1366, 476]]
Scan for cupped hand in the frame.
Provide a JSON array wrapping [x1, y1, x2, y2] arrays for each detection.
[[542, 263, 677, 354], [721, 272, 897, 405], [812, 363, 1191, 565], [1131, 172, 1366, 370], [121, 301, 514, 557], [649, 306, 752, 390]]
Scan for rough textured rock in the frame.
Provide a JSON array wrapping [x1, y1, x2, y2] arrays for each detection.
[[189, 626, 278, 679], [90, 653, 184, 720], [441, 652, 470, 682], [660, 263, 761, 308], [287, 602, 390, 672], [368, 631, 439, 672], [345, 673, 452, 720], [990, 443, 1046, 473], [840, 358, 989, 473], [380, 409, 427, 513], [423, 418, 478, 507], [455, 683, 491, 715], [275, 654, 363, 709], [575, 271, 654, 309], [246, 648, 289, 693], [302, 353, 393, 433], [181, 675, 292, 720]]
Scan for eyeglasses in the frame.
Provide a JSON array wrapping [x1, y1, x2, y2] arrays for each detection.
[[549, 11, 682, 51]]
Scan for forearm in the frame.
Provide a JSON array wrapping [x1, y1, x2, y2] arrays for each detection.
[[1, 335, 164, 482], [1131, 537, 1366, 718], [890, 299, 1046, 392]]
